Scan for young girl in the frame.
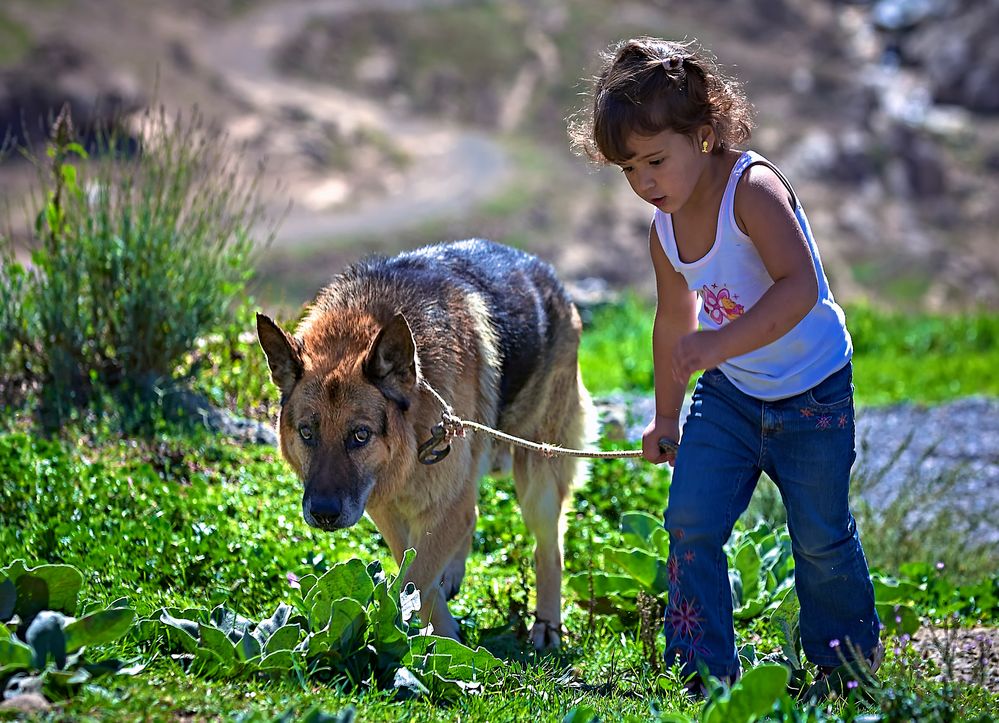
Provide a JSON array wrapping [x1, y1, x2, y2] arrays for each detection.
[[569, 37, 882, 688]]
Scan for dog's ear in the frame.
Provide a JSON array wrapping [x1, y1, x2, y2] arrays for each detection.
[[364, 313, 417, 388], [256, 313, 303, 397]]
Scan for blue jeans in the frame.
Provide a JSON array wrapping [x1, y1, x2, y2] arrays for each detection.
[[663, 362, 880, 678]]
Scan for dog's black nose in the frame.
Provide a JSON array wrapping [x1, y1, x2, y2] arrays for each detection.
[[307, 495, 343, 529]]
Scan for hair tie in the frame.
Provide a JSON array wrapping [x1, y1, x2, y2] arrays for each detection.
[[661, 55, 683, 72]]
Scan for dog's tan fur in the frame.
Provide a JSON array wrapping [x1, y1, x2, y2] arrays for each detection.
[[257, 240, 595, 647]]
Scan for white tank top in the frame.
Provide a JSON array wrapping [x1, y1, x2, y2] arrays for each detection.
[[654, 150, 852, 401]]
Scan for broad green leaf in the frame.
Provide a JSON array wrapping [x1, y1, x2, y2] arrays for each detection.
[[873, 578, 920, 604], [770, 588, 801, 668], [389, 548, 417, 602], [322, 599, 367, 653], [370, 579, 408, 665], [297, 574, 319, 600], [567, 571, 641, 599], [26, 610, 69, 669], [210, 606, 254, 643], [191, 645, 228, 677], [2, 561, 83, 617], [733, 543, 763, 603], [876, 602, 920, 636], [734, 596, 768, 620], [64, 608, 135, 653], [410, 635, 503, 682], [304, 559, 375, 613], [258, 648, 297, 673], [620, 512, 669, 558], [236, 630, 262, 661], [252, 603, 294, 646], [563, 706, 599, 723], [702, 664, 789, 723], [198, 624, 236, 662], [605, 547, 669, 594], [0, 637, 34, 674], [263, 624, 302, 654], [159, 611, 201, 653]]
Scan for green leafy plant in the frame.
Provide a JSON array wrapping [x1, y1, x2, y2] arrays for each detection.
[[2, 103, 275, 431], [142, 551, 502, 700], [570, 514, 794, 628], [0, 560, 139, 702]]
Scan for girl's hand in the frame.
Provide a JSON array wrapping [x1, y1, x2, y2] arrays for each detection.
[[672, 330, 725, 382], [642, 415, 681, 466]]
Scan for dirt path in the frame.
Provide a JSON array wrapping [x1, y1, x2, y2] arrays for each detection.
[[192, 0, 511, 248]]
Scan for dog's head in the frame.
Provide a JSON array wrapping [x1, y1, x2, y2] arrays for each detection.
[[256, 312, 418, 531]]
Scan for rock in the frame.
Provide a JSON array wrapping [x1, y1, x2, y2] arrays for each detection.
[[0, 692, 51, 714], [903, 0, 999, 113], [595, 392, 999, 543]]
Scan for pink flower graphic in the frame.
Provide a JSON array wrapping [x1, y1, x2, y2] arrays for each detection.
[[816, 415, 832, 430], [702, 285, 745, 325]]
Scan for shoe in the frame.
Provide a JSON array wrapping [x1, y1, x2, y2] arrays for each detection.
[[817, 640, 885, 679], [808, 641, 884, 700]]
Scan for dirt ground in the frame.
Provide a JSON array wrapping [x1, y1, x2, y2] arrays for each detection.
[[3, 0, 998, 314]]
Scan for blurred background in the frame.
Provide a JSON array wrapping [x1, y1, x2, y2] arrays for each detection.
[[1, 0, 997, 316]]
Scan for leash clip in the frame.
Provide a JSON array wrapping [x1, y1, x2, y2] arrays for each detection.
[[418, 422, 452, 465]]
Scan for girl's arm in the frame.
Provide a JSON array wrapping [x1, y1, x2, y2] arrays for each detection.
[[644, 222, 698, 463], [671, 165, 819, 380]]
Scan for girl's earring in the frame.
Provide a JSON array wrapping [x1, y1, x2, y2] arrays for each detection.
[[701, 140, 710, 154]]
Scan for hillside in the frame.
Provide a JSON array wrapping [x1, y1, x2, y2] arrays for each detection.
[[1, 0, 997, 312]]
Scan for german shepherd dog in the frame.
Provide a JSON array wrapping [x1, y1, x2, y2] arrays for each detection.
[[256, 239, 595, 648]]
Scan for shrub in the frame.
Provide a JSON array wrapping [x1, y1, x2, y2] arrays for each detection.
[[0, 104, 275, 431]]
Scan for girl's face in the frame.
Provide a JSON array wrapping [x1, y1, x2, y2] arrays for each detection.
[[618, 128, 711, 214]]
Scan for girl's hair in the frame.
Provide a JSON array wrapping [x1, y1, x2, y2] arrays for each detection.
[[568, 37, 754, 165]]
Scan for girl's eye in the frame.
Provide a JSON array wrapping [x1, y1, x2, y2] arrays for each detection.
[[621, 166, 634, 174], [299, 424, 313, 442], [650, 158, 663, 166], [351, 427, 371, 447]]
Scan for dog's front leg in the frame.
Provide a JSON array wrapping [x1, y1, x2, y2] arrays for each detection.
[[403, 485, 477, 641]]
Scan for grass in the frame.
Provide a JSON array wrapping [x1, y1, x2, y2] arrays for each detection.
[[1, 301, 997, 720], [578, 296, 999, 404]]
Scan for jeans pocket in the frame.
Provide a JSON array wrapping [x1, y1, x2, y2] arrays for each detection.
[[805, 363, 853, 409]]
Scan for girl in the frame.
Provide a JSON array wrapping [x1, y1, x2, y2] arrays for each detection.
[[569, 37, 882, 689]]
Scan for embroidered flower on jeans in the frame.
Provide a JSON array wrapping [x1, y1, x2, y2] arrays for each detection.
[[838, 413, 848, 428], [683, 549, 696, 563], [666, 596, 704, 639], [669, 630, 711, 663], [799, 407, 815, 418], [816, 415, 832, 430], [668, 554, 681, 585], [673, 527, 686, 541]]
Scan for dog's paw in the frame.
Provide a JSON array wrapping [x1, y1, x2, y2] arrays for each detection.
[[529, 618, 561, 650]]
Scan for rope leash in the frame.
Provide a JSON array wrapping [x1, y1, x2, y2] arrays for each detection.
[[417, 379, 678, 464]]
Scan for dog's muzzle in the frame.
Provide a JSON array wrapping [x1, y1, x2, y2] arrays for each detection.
[[303, 494, 345, 530]]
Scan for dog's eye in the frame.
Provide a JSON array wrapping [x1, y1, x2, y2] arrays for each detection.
[[351, 427, 371, 447], [298, 424, 313, 442]]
